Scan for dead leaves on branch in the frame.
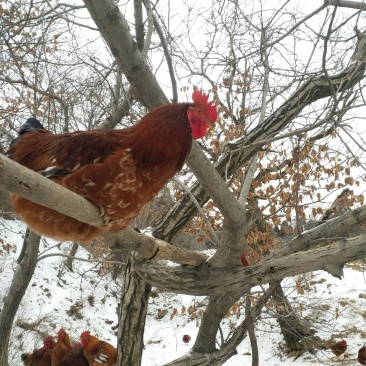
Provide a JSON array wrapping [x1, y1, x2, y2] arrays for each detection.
[[183, 82, 365, 263]]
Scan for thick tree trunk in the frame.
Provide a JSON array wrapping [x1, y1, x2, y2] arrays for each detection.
[[0, 230, 40, 366], [117, 257, 151, 366], [165, 283, 279, 366], [193, 293, 241, 353], [272, 283, 314, 352], [17, 227, 29, 263]]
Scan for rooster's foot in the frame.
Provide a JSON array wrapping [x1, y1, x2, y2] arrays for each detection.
[[99, 206, 112, 226]]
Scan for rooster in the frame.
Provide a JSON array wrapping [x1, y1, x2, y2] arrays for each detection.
[[21, 335, 55, 365], [330, 339, 347, 360], [80, 331, 117, 365], [50, 328, 72, 366], [7, 90, 217, 243]]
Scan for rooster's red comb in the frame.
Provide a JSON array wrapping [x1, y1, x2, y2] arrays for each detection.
[[80, 330, 90, 346], [58, 328, 66, 338], [80, 330, 90, 339], [43, 336, 54, 349], [44, 335, 54, 343], [192, 89, 218, 123]]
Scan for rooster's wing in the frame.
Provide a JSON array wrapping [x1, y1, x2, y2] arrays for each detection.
[[8, 128, 129, 175]]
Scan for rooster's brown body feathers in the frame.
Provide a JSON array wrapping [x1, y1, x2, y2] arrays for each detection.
[[51, 329, 72, 366], [330, 339, 347, 360], [59, 347, 89, 366], [359, 346, 366, 365]]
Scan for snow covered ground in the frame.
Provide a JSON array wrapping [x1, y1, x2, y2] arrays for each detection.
[[1, 218, 366, 365]]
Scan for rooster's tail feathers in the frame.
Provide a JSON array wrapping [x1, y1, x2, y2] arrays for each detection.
[[19, 118, 45, 136], [9, 118, 46, 149]]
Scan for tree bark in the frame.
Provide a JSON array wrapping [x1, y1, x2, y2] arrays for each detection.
[[17, 227, 29, 264], [246, 292, 259, 366], [0, 230, 40, 366], [65, 243, 79, 272], [326, 0, 366, 9], [112, 226, 208, 266], [0, 187, 12, 218], [164, 282, 280, 366], [117, 257, 151, 366], [193, 293, 242, 353]]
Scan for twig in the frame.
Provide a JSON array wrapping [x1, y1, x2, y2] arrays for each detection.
[[37, 252, 124, 264], [172, 177, 219, 246]]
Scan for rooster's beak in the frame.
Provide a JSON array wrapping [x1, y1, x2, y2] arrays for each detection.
[[206, 121, 215, 131]]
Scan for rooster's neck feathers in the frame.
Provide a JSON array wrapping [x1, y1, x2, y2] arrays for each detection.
[[129, 103, 192, 172]]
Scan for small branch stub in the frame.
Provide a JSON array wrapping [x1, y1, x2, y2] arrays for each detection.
[[113, 227, 208, 266]]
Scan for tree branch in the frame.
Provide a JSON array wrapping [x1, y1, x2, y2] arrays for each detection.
[[172, 177, 219, 246], [0, 230, 40, 366], [82, 0, 168, 109], [144, 0, 178, 102], [112, 227, 208, 266], [134, 0, 145, 51], [134, 232, 366, 295], [326, 0, 366, 10]]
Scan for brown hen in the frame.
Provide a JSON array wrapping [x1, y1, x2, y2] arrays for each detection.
[[358, 345, 366, 365], [7, 90, 217, 243], [330, 339, 347, 360]]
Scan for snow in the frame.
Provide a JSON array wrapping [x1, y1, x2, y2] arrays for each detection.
[[1, 218, 366, 365]]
